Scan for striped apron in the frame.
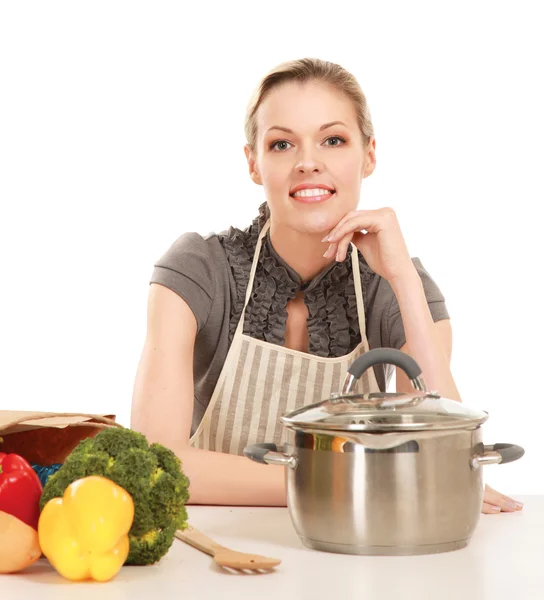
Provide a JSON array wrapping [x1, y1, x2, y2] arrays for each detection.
[[190, 219, 380, 455]]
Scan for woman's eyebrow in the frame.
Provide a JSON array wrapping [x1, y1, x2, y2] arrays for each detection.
[[265, 121, 347, 134]]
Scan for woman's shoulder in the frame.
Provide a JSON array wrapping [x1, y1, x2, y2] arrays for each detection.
[[364, 254, 450, 350], [153, 230, 225, 270], [371, 256, 447, 308], [150, 230, 232, 333], [154, 202, 268, 274]]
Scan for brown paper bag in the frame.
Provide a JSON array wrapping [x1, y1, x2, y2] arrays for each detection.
[[0, 410, 123, 465]]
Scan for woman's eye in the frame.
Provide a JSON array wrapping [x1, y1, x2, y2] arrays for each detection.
[[270, 140, 292, 151], [324, 136, 346, 147]]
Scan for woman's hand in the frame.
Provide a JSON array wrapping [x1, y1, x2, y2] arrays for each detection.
[[322, 207, 414, 282], [482, 484, 524, 514]]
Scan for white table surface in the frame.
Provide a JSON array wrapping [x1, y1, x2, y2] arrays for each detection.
[[2, 495, 543, 600]]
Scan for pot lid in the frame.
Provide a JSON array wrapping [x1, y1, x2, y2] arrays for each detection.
[[281, 390, 489, 432]]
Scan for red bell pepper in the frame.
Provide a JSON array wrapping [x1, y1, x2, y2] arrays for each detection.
[[0, 451, 43, 531]]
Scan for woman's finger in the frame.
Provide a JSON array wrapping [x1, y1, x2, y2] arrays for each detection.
[[325, 208, 396, 242], [325, 212, 383, 242], [335, 232, 354, 262], [482, 502, 502, 514], [326, 214, 376, 243], [322, 210, 361, 240], [323, 241, 338, 259], [484, 485, 523, 512]]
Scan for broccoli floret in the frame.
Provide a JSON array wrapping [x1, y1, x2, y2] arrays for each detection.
[[39, 427, 190, 566], [93, 427, 149, 456], [127, 523, 178, 566]]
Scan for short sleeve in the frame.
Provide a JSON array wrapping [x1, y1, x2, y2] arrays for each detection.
[[149, 232, 215, 333], [386, 258, 450, 350]]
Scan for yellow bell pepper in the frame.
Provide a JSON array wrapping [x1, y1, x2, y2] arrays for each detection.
[[38, 475, 134, 582]]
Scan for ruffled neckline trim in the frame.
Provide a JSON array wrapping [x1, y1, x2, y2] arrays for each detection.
[[217, 202, 373, 357]]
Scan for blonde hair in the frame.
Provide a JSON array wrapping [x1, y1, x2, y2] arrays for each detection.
[[244, 57, 375, 152]]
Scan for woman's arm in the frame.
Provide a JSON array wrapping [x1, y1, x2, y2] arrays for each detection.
[[130, 283, 286, 506], [390, 271, 461, 401]]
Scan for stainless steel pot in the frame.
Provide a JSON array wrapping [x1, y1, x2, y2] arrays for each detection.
[[244, 348, 524, 556]]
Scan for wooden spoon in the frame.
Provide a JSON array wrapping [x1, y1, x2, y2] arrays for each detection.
[[175, 525, 281, 571]]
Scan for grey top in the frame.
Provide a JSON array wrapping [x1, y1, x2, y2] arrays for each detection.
[[149, 203, 450, 436]]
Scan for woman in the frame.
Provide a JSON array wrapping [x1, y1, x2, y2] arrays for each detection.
[[131, 58, 522, 515]]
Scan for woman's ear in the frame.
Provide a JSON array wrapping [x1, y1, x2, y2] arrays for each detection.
[[361, 137, 377, 179], [244, 144, 263, 185]]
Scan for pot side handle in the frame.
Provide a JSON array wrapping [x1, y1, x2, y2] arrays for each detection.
[[243, 443, 298, 469], [471, 443, 525, 469], [486, 443, 525, 464]]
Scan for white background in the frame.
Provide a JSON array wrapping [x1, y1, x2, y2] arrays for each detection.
[[1, 1, 542, 494]]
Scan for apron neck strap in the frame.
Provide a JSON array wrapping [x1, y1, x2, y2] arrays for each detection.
[[234, 220, 270, 335], [350, 242, 367, 339]]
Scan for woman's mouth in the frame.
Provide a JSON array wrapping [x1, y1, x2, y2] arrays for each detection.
[[290, 188, 336, 204]]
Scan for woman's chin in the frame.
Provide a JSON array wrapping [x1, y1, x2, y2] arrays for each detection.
[[290, 209, 344, 236], [269, 197, 353, 236], [285, 218, 335, 238]]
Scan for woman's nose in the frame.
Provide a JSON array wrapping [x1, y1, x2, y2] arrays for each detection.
[[295, 160, 322, 173], [294, 141, 325, 173], [295, 152, 324, 173]]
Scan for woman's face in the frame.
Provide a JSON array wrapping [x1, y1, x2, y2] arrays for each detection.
[[245, 79, 376, 235]]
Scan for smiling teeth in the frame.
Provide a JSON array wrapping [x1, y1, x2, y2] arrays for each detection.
[[292, 188, 333, 197]]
